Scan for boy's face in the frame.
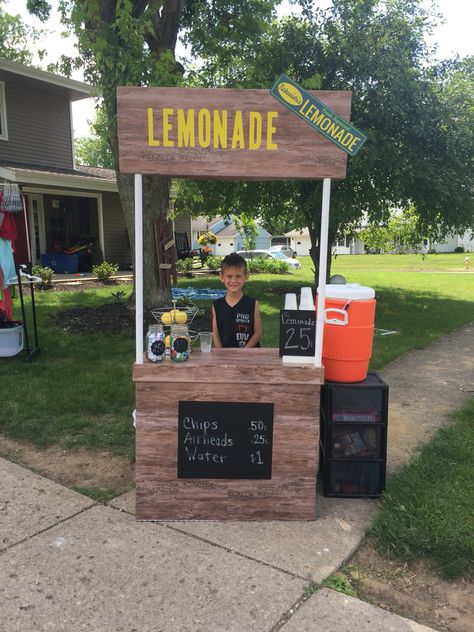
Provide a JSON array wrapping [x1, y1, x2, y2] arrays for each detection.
[[220, 265, 248, 294]]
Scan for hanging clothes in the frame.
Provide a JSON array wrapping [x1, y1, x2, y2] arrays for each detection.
[[0, 268, 12, 320], [0, 238, 16, 289], [0, 208, 18, 241]]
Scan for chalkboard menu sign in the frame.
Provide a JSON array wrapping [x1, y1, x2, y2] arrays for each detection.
[[279, 309, 316, 357], [178, 401, 274, 479]]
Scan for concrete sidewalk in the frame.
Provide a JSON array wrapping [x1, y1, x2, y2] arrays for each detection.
[[1, 323, 472, 632]]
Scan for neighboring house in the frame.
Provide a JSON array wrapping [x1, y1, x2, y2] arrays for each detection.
[[285, 228, 312, 256], [285, 227, 368, 256], [191, 216, 271, 255], [421, 232, 473, 253], [0, 58, 131, 270]]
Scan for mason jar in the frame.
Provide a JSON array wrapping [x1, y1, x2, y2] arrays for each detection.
[[170, 324, 190, 362], [147, 324, 166, 362]]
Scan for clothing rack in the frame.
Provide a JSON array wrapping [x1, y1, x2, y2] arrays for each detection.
[[7, 265, 40, 361]]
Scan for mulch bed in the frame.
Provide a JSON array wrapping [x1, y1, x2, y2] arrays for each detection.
[[48, 280, 213, 335]]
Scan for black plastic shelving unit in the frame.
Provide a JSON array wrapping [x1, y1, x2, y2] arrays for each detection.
[[320, 372, 388, 498]]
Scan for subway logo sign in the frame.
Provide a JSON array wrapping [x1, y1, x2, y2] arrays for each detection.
[[271, 74, 366, 156]]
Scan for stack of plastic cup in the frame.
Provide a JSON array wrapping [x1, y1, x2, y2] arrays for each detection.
[[299, 287, 314, 310], [284, 293, 298, 309]]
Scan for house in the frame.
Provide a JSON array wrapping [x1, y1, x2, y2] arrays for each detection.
[[191, 216, 271, 255], [0, 58, 132, 271], [421, 232, 473, 253], [285, 228, 365, 256]]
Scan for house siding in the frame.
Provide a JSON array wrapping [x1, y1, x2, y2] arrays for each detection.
[[102, 191, 130, 267], [174, 214, 192, 239], [0, 77, 73, 168]]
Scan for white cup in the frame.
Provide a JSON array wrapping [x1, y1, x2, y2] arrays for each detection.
[[299, 287, 314, 310], [284, 293, 298, 310], [199, 331, 213, 352]]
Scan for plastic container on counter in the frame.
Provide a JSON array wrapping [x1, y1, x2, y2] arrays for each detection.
[[146, 324, 166, 362], [170, 324, 190, 362]]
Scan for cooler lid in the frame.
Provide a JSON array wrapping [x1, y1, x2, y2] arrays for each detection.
[[323, 283, 375, 300]]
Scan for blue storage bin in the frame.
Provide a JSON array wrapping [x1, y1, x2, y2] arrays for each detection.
[[41, 254, 80, 274]]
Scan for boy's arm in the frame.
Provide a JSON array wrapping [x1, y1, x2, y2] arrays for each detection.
[[211, 304, 223, 348], [244, 300, 262, 348]]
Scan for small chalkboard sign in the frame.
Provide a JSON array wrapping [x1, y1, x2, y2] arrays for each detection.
[[279, 309, 316, 357], [178, 401, 273, 479]]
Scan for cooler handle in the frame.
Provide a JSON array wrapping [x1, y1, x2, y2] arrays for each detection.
[[324, 308, 348, 326]]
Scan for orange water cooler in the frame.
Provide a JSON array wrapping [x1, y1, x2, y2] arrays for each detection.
[[318, 284, 376, 383]]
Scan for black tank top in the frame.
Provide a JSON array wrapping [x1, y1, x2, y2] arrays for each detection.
[[213, 295, 259, 348]]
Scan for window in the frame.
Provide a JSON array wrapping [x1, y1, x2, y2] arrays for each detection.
[[0, 82, 8, 140], [336, 236, 352, 248]]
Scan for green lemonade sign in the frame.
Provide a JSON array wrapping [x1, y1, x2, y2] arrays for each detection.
[[271, 74, 366, 156]]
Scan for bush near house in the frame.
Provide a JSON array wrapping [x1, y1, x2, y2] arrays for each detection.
[[206, 255, 223, 271], [31, 265, 54, 289], [92, 261, 119, 283], [247, 258, 289, 274], [176, 257, 194, 273]]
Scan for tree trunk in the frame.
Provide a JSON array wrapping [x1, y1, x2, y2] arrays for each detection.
[[110, 109, 172, 313], [117, 172, 172, 312]]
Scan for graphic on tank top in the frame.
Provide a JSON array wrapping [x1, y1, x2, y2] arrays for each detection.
[[235, 309, 251, 346]]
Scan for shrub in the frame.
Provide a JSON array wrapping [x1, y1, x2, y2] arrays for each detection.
[[454, 246, 465, 253], [176, 257, 194, 273], [92, 261, 119, 283], [31, 265, 54, 289], [247, 258, 289, 274], [206, 255, 223, 271], [266, 259, 289, 274], [427, 248, 437, 255], [247, 258, 266, 274]]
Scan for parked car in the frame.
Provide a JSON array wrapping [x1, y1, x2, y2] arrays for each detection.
[[237, 249, 301, 269], [268, 244, 297, 258]]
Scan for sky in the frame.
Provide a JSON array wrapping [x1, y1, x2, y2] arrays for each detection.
[[4, 0, 474, 138]]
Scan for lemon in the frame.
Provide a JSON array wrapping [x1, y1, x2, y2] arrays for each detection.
[[161, 311, 173, 325], [174, 310, 187, 324]]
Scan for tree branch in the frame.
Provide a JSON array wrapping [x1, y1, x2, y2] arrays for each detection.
[[145, 0, 185, 54], [132, 0, 151, 18]]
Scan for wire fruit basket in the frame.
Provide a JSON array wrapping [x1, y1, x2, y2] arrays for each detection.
[[151, 300, 200, 344]]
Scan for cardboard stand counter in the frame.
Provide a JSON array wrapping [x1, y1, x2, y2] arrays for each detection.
[[117, 79, 362, 520]]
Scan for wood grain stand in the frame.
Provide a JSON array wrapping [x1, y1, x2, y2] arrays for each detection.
[[134, 348, 322, 520]]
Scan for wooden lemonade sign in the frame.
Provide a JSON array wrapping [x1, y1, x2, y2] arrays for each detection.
[[271, 74, 366, 156], [117, 86, 352, 178]]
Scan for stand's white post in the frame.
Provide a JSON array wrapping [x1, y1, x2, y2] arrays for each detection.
[[314, 178, 331, 368], [135, 174, 144, 364]]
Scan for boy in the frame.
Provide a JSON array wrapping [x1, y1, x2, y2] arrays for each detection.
[[212, 253, 262, 348]]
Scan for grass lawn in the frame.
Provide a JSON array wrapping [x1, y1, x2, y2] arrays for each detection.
[[2, 286, 136, 460], [0, 252, 472, 462], [369, 395, 474, 580]]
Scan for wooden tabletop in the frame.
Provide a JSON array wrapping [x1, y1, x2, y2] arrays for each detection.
[[134, 348, 323, 385]]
